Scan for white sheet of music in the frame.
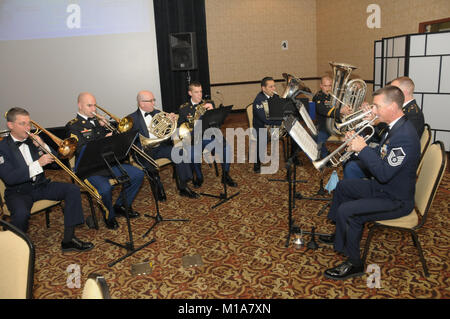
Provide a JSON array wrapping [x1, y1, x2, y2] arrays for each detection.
[[298, 104, 318, 136], [286, 117, 319, 161]]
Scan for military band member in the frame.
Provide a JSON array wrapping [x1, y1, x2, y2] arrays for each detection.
[[320, 86, 420, 280], [252, 77, 282, 173], [65, 92, 144, 230], [0, 107, 93, 252], [313, 75, 352, 159], [128, 90, 199, 199], [177, 81, 237, 188]]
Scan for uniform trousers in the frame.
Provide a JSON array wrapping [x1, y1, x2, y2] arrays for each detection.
[[5, 181, 84, 233], [87, 164, 144, 220], [328, 179, 413, 265]]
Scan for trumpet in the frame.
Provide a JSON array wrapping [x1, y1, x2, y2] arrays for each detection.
[[92, 105, 158, 169], [312, 116, 378, 170], [30, 120, 77, 159], [25, 124, 111, 218], [336, 109, 375, 133]]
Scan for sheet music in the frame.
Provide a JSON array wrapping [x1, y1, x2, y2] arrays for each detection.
[[284, 115, 319, 161], [298, 103, 318, 136]]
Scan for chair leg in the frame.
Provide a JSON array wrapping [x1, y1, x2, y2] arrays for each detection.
[[410, 230, 429, 277], [45, 209, 50, 228], [362, 226, 376, 266]]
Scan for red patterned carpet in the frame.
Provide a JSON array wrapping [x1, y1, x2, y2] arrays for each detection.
[[3, 113, 449, 299]]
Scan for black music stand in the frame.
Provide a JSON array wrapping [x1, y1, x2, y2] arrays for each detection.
[[133, 156, 189, 238], [198, 106, 240, 209], [76, 131, 156, 267]]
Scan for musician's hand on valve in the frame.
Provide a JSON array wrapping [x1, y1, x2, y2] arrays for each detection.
[[349, 135, 367, 153], [204, 103, 214, 110], [340, 105, 352, 116], [38, 154, 54, 167], [168, 112, 177, 121]]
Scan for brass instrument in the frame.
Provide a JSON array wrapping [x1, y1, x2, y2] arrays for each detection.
[[30, 120, 77, 159], [139, 112, 177, 149], [281, 73, 311, 99], [326, 62, 367, 136], [313, 116, 379, 170], [178, 100, 209, 141], [25, 123, 111, 218], [336, 109, 374, 132], [92, 105, 158, 169]]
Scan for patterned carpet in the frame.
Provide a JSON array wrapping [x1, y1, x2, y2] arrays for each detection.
[[4, 114, 450, 299]]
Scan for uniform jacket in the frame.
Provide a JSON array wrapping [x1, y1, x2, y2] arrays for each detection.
[[177, 99, 215, 127], [358, 115, 420, 206], [0, 136, 49, 194], [403, 99, 424, 138], [252, 92, 282, 129], [313, 90, 336, 132]]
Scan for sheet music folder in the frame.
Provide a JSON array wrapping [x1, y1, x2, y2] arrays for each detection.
[[75, 130, 138, 180], [267, 95, 297, 120], [197, 105, 233, 131]]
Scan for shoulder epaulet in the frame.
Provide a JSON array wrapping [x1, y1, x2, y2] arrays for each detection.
[[67, 118, 78, 126], [179, 102, 190, 109]]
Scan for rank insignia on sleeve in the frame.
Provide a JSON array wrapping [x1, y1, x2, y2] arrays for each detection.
[[387, 147, 406, 166]]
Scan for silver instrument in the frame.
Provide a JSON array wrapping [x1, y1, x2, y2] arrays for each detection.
[[326, 62, 367, 136], [336, 109, 374, 132], [313, 116, 379, 170]]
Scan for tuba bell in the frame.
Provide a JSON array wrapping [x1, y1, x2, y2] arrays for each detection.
[[325, 62, 367, 136], [139, 112, 177, 149]]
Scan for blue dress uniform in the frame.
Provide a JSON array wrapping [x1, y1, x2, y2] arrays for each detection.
[[127, 108, 193, 189], [327, 116, 420, 266], [343, 99, 424, 179], [252, 92, 282, 166], [177, 99, 233, 181], [312, 90, 336, 158], [0, 135, 84, 232], [65, 115, 144, 223]]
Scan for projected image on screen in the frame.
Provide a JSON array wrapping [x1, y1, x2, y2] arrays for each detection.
[[0, 0, 151, 41]]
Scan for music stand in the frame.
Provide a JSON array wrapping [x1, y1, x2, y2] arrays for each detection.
[[76, 130, 156, 267], [197, 106, 240, 209]]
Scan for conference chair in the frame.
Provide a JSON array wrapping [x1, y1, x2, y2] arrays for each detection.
[[417, 124, 431, 175], [362, 141, 447, 277], [0, 219, 35, 299], [0, 179, 60, 229], [81, 272, 111, 299]]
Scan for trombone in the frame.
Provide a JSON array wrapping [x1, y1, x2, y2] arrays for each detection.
[[312, 116, 379, 170], [26, 122, 111, 218], [93, 104, 159, 169], [30, 120, 77, 159]]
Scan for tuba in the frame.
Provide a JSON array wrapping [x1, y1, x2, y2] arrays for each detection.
[[325, 62, 367, 136], [139, 112, 177, 149]]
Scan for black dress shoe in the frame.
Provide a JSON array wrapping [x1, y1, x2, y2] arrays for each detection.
[[253, 163, 261, 173], [61, 237, 94, 252], [222, 173, 237, 187], [103, 216, 119, 230], [114, 204, 140, 218], [324, 260, 364, 280], [318, 233, 335, 245], [192, 176, 204, 188], [179, 186, 200, 198]]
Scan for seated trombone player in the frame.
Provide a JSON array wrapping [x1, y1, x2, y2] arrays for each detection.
[[319, 86, 420, 280], [127, 90, 199, 199], [0, 107, 93, 252], [65, 92, 145, 230]]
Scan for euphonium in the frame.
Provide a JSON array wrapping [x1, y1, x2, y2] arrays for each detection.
[[313, 116, 379, 170], [92, 105, 158, 169], [325, 62, 367, 136], [139, 112, 177, 149], [281, 73, 311, 99], [30, 120, 77, 159]]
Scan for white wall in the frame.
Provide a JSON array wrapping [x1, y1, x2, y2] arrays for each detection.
[[0, 0, 161, 129]]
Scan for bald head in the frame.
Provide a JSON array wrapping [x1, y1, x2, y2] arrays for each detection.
[[77, 92, 97, 117], [137, 90, 156, 112], [320, 75, 333, 94], [391, 77, 415, 101]]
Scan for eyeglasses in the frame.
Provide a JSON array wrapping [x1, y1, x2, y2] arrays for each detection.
[[142, 99, 156, 103]]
